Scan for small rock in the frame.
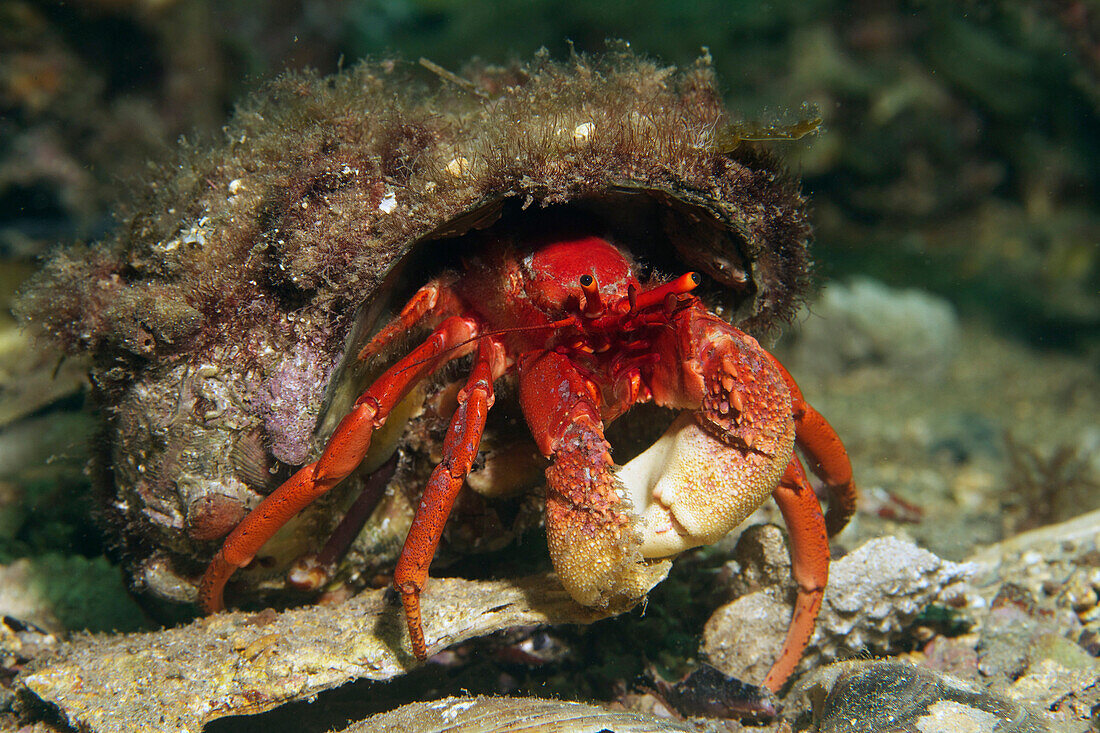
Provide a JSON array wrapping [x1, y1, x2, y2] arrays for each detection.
[[786, 277, 959, 379], [704, 536, 976, 685], [720, 524, 792, 599], [1010, 658, 1100, 718], [787, 660, 1048, 732], [923, 635, 980, 678], [648, 662, 778, 721], [978, 585, 1047, 680], [704, 591, 789, 687]]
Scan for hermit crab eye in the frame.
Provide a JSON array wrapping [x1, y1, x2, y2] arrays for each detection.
[[579, 274, 603, 317]]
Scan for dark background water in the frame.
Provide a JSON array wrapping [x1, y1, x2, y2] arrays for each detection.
[[4, 0, 1098, 352]]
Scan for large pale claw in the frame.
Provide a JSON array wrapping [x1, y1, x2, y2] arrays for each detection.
[[618, 412, 795, 558]]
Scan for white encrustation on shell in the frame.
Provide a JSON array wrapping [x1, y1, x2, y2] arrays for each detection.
[[573, 121, 595, 141]]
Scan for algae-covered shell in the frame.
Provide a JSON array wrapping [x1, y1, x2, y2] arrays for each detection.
[[17, 48, 815, 606]]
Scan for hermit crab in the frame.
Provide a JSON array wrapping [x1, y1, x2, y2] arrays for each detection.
[[18, 48, 855, 691]]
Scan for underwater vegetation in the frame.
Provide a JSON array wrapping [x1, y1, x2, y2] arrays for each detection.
[[1003, 431, 1100, 534]]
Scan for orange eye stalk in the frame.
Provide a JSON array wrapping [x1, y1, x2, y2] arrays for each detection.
[[580, 274, 604, 317]]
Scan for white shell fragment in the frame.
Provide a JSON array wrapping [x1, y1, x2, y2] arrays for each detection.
[[379, 190, 398, 213], [445, 156, 471, 177], [573, 121, 595, 141]]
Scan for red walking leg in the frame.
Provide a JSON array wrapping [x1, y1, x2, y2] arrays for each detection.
[[765, 456, 829, 692], [357, 278, 462, 361], [393, 336, 505, 659], [199, 315, 480, 613], [766, 356, 858, 537]]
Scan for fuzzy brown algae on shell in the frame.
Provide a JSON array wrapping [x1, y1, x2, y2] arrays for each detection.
[[16, 48, 816, 609]]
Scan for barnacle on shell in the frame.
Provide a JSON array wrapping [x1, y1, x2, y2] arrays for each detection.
[[16, 47, 816, 606]]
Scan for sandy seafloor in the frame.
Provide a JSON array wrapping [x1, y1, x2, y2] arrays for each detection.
[[779, 314, 1100, 561]]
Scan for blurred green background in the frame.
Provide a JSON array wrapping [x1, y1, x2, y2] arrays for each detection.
[[3, 0, 1098, 354]]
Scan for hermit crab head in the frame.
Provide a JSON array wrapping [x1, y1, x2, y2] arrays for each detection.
[[522, 235, 641, 315], [17, 48, 853, 689]]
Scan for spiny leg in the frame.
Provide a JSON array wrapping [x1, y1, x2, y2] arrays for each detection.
[[199, 315, 480, 613], [766, 356, 857, 536], [393, 336, 505, 659], [765, 455, 828, 693]]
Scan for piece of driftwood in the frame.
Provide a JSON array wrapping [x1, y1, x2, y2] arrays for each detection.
[[17, 573, 611, 733]]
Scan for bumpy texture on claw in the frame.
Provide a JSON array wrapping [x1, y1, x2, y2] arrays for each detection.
[[544, 418, 672, 609], [619, 309, 797, 559], [619, 413, 790, 558], [520, 350, 672, 610]]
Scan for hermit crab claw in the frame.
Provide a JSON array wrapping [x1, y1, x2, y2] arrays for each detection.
[[617, 411, 795, 560]]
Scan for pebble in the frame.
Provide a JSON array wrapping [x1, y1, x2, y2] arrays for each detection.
[[788, 660, 1049, 733]]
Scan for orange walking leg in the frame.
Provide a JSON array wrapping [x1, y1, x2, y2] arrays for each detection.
[[794, 402, 857, 536], [765, 456, 829, 692], [199, 315, 480, 613], [357, 278, 461, 361], [765, 355, 858, 537], [393, 337, 504, 659]]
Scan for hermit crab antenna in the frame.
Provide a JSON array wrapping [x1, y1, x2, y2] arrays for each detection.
[[632, 272, 701, 312], [579, 274, 604, 317]]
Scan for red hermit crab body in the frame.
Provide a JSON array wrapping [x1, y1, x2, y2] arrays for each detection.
[[201, 231, 856, 691]]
